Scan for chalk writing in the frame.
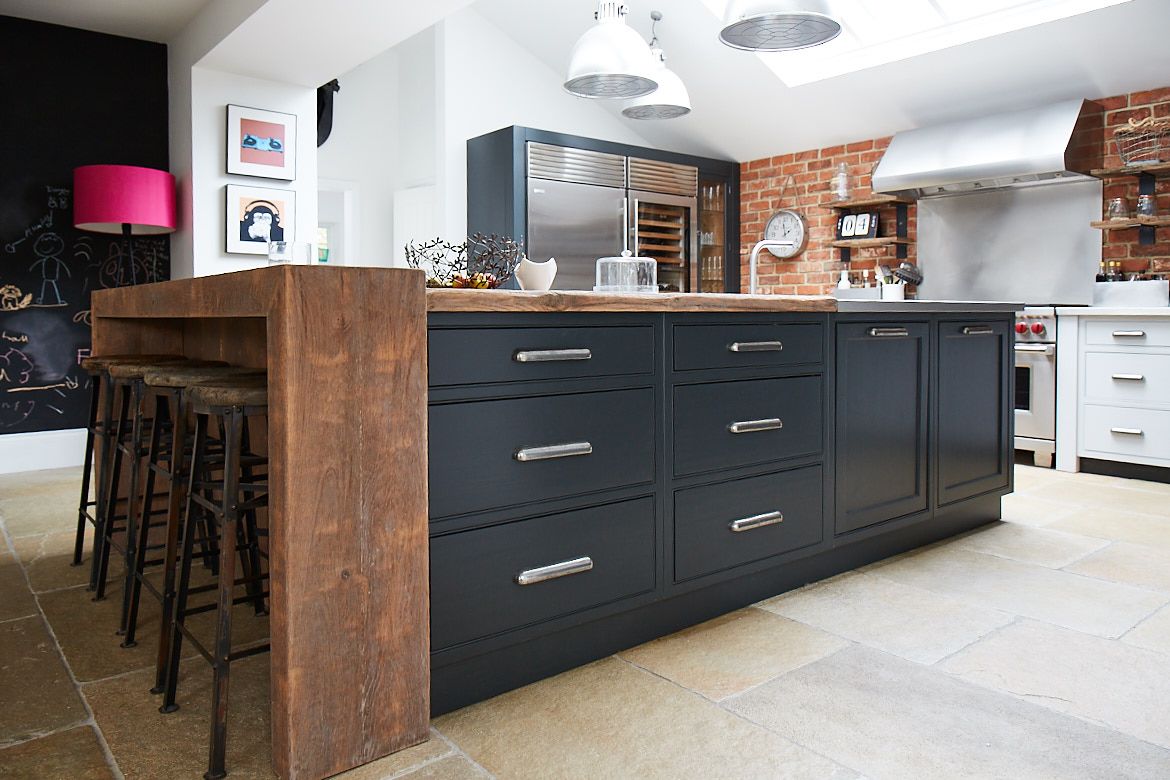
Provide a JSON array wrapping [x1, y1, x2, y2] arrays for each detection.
[[0, 348, 34, 386], [1, 331, 28, 344], [46, 186, 70, 210], [0, 399, 36, 428], [72, 310, 92, 326], [4, 213, 53, 254]]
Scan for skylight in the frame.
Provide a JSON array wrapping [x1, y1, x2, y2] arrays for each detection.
[[703, 0, 1134, 86]]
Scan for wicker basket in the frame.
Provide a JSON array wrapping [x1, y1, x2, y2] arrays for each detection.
[[1114, 117, 1170, 166]]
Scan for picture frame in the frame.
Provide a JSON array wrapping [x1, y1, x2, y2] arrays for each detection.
[[226, 104, 297, 180], [226, 184, 295, 255]]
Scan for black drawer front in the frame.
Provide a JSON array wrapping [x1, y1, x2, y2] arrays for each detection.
[[674, 466, 823, 582], [431, 497, 656, 650], [673, 375, 823, 476], [429, 326, 654, 387], [673, 323, 823, 372], [429, 388, 655, 519]]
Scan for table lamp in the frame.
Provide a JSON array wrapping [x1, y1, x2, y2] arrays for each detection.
[[73, 164, 176, 286]]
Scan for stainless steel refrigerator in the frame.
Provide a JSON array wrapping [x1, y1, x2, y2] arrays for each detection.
[[525, 142, 700, 292]]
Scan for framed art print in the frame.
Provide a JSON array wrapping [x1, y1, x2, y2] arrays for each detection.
[[226, 184, 295, 254], [227, 104, 297, 180]]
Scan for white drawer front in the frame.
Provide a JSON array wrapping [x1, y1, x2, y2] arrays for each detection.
[[1081, 404, 1170, 463], [1084, 352, 1170, 405], [1085, 319, 1170, 349]]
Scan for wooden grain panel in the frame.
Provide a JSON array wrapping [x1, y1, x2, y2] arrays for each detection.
[[92, 267, 430, 780], [426, 289, 836, 313]]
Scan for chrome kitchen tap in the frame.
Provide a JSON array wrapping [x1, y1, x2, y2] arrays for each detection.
[[748, 240, 795, 295]]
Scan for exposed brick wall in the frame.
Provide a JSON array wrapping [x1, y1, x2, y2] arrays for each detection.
[[740, 86, 1170, 293]]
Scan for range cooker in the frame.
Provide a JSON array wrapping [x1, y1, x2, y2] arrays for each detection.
[[1014, 306, 1058, 467]]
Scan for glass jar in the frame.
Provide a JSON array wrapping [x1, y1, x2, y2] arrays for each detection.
[[1107, 198, 1130, 220], [1137, 194, 1157, 217], [594, 251, 657, 293]]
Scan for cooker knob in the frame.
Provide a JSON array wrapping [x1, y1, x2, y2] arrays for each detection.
[[1031, 322, 1046, 336], [1015, 322, 1028, 334]]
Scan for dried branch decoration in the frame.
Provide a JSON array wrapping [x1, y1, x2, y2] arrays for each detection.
[[404, 233, 523, 288]]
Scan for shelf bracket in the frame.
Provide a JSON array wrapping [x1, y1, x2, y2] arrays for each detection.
[[896, 203, 909, 260], [1139, 172, 1156, 246]]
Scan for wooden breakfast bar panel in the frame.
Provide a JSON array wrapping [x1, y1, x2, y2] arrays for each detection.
[[92, 267, 430, 780], [425, 288, 837, 312]]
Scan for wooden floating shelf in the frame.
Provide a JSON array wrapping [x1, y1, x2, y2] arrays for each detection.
[[828, 194, 914, 210], [1090, 217, 1170, 230], [829, 237, 912, 249], [1090, 161, 1170, 178]]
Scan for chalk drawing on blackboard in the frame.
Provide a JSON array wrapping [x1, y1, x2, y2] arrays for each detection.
[[0, 399, 35, 428], [0, 285, 33, 311], [0, 347, 35, 386], [30, 233, 70, 306], [4, 213, 54, 254], [46, 186, 70, 210], [2, 331, 29, 344], [73, 310, 92, 326], [9, 375, 78, 393]]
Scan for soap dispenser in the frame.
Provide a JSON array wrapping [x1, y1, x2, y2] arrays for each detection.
[[837, 269, 851, 290]]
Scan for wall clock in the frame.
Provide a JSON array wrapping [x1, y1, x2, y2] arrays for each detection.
[[764, 209, 809, 258]]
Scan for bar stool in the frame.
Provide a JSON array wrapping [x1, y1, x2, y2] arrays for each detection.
[[75, 355, 184, 592], [159, 376, 269, 780], [99, 358, 224, 637], [117, 364, 264, 679]]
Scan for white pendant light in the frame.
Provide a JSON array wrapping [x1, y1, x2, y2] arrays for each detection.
[[719, 0, 842, 51], [622, 13, 690, 121], [622, 49, 691, 120], [564, 2, 659, 99]]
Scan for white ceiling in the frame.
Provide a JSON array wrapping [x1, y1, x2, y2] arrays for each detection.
[[0, 0, 211, 42], [473, 0, 1170, 161]]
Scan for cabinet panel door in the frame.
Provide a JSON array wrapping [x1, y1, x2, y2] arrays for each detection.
[[835, 322, 929, 535], [937, 319, 1011, 505]]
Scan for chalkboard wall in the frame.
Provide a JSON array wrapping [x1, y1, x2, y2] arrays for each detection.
[[0, 17, 169, 434]]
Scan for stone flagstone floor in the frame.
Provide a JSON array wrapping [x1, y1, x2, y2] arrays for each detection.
[[1, 464, 1168, 778]]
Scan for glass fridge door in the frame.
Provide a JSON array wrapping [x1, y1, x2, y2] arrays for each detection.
[[699, 176, 727, 293], [630, 191, 697, 293]]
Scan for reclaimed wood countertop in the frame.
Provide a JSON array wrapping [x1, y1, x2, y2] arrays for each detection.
[[425, 287, 836, 312]]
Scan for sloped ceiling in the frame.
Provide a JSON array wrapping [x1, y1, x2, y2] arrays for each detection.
[[0, 0, 211, 42], [473, 0, 1170, 161]]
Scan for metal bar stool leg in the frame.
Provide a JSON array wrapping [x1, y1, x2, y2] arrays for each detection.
[[117, 380, 147, 636], [89, 371, 118, 592], [122, 391, 167, 648], [95, 381, 131, 602], [160, 410, 208, 714], [205, 406, 243, 780], [153, 391, 189, 694], [72, 373, 101, 567]]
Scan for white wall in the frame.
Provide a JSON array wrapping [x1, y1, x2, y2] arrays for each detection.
[[188, 67, 318, 277], [316, 45, 401, 266], [435, 7, 653, 238]]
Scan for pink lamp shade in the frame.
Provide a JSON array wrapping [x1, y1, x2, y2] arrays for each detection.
[[73, 164, 176, 235]]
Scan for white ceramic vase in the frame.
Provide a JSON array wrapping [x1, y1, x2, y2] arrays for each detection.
[[515, 256, 557, 291]]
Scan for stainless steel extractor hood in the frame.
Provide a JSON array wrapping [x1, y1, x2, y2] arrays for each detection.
[[872, 99, 1103, 199]]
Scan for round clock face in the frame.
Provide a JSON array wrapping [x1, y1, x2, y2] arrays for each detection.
[[764, 209, 809, 258]]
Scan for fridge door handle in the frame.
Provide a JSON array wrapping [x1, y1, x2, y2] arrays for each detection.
[[621, 197, 630, 253]]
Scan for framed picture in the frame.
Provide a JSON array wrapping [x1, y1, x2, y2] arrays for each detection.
[[226, 104, 297, 180], [226, 184, 294, 255]]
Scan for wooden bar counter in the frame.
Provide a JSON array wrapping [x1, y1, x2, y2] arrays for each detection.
[[92, 267, 1014, 778]]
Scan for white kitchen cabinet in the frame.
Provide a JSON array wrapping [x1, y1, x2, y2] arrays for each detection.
[[1057, 309, 1170, 471]]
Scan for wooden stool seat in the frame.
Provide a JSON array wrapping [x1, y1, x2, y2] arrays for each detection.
[[144, 365, 263, 388], [108, 359, 226, 381], [81, 354, 185, 374], [187, 379, 268, 410]]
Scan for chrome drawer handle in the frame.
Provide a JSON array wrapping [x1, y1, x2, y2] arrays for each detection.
[[516, 556, 593, 586], [729, 511, 783, 533], [513, 348, 592, 363], [1110, 427, 1144, 436], [728, 418, 783, 434], [514, 441, 593, 462], [961, 325, 994, 336], [1014, 344, 1054, 354], [1112, 374, 1145, 382], [868, 327, 909, 338], [1112, 331, 1146, 338], [728, 341, 784, 353]]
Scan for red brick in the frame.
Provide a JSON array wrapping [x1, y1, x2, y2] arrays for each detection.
[[1107, 107, 1154, 127], [1129, 87, 1170, 106], [1096, 94, 1129, 111], [846, 140, 875, 153], [820, 145, 846, 158]]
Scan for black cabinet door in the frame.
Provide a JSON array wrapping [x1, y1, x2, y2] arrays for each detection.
[[936, 319, 1012, 506], [835, 322, 929, 535]]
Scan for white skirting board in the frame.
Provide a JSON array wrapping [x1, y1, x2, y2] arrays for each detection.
[[0, 429, 86, 475]]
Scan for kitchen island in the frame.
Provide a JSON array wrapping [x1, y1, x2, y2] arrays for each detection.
[[91, 267, 1018, 780]]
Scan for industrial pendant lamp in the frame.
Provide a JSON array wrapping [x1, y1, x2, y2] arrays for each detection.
[[622, 12, 690, 120], [564, 1, 659, 99], [719, 0, 842, 51]]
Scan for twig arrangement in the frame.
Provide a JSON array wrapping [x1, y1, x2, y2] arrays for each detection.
[[404, 233, 523, 288]]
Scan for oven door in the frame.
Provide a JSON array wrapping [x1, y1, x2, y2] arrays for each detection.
[[1015, 343, 1056, 441]]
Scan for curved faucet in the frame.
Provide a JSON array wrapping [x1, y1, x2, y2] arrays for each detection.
[[748, 240, 796, 295]]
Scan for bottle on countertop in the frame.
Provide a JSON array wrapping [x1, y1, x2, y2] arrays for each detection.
[[1096, 260, 1107, 283], [837, 269, 852, 290]]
